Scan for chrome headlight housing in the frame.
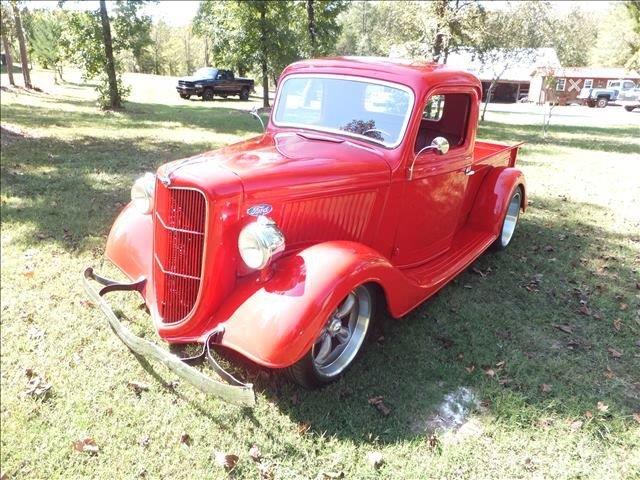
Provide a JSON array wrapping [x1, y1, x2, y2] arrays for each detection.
[[238, 216, 285, 270], [130, 172, 156, 214]]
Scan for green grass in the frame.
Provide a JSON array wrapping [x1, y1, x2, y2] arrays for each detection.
[[1, 70, 639, 479]]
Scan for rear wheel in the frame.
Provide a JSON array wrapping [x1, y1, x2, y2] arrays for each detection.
[[239, 87, 250, 101], [596, 97, 608, 108], [202, 88, 214, 101], [287, 285, 375, 388], [625, 106, 636, 112], [491, 186, 522, 251]]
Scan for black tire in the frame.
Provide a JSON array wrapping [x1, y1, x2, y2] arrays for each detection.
[[202, 88, 214, 101], [624, 106, 635, 112], [239, 87, 250, 101], [491, 186, 523, 252], [586, 100, 596, 108], [179, 93, 190, 100], [596, 97, 608, 108], [287, 284, 377, 389]]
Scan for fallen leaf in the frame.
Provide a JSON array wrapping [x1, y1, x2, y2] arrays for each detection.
[[249, 445, 261, 462], [127, 381, 150, 396], [297, 421, 311, 434], [73, 437, 99, 454], [23, 266, 35, 278], [472, 267, 486, 278], [613, 319, 622, 332], [592, 312, 603, 320], [79, 299, 94, 309], [608, 348, 622, 359], [619, 303, 628, 311], [258, 464, 274, 480], [498, 377, 513, 386], [544, 245, 554, 252], [482, 367, 495, 378], [179, 432, 191, 446], [635, 282, 640, 290], [214, 452, 239, 471], [553, 324, 574, 334], [465, 364, 476, 373], [139, 435, 150, 448], [597, 401, 609, 413], [633, 412, 640, 424], [577, 304, 592, 316], [495, 360, 505, 369], [463, 284, 472, 289], [456, 352, 464, 361], [427, 434, 440, 450], [635, 339, 640, 349], [570, 420, 583, 431], [366, 451, 384, 469], [368, 396, 391, 416], [24, 373, 51, 398], [604, 367, 614, 379], [585, 411, 593, 419], [540, 383, 552, 393]]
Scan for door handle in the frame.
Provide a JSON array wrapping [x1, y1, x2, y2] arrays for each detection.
[[464, 166, 475, 176]]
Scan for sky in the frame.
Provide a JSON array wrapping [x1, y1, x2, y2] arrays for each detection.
[[25, 0, 614, 27]]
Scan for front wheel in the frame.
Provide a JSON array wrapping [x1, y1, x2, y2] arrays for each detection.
[[625, 106, 636, 112], [179, 93, 190, 100], [491, 186, 522, 251], [596, 97, 608, 108], [239, 87, 250, 101], [287, 285, 375, 388], [202, 88, 214, 101]]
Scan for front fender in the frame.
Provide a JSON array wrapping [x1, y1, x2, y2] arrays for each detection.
[[468, 167, 526, 236], [214, 241, 416, 368]]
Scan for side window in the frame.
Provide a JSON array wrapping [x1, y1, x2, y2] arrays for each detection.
[[555, 78, 566, 91], [414, 93, 471, 154], [584, 79, 593, 89]]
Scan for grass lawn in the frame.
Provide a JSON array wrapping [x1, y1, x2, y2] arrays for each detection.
[[1, 69, 639, 479]]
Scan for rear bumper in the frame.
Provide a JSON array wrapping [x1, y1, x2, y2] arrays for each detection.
[[82, 267, 255, 407]]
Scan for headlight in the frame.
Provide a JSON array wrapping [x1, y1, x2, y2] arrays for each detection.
[[195, 84, 203, 88], [238, 216, 285, 270], [130, 172, 156, 214]]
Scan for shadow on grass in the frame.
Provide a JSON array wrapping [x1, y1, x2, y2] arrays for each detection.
[[252, 197, 638, 444], [478, 121, 640, 154]]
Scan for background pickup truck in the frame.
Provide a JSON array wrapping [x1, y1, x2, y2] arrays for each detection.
[[176, 67, 254, 101], [577, 79, 638, 108]]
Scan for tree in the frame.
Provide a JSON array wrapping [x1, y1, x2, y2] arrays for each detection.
[[590, 2, 640, 69], [10, 1, 32, 89], [303, 0, 347, 57], [1, 3, 16, 86], [549, 8, 598, 67], [25, 9, 66, 82], [99, 0, 121, 108]]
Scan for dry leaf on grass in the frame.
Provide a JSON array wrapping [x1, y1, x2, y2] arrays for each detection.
[[249, 445, 261, 462], [553, 324, 574, 334], [633, 412, 640, 424], [368, 396, 391, 416], [127, 381, 150, 396], [139, 435, 150, 448], [24, 372, 51, 398], [613, 319, 623, 332], [297, 421, 311, 434], [604, 367, 615, 379], [569, 420, 583, 431], [73, 437, 99, 454], [179, 432, 191, 446], [608, 348, 622, 359], [366, 451, 384, 469], [597, 401, 609, 413], [465, 364, 476, 373], [482, 367, 495, 378], [214, 452, 239, 471], [540, 383, 552, 393]]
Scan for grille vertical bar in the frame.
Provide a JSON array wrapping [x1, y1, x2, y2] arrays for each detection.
[[153, 181, 206, 323]]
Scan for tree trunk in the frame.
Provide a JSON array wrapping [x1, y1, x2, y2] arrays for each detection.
[[11, 2, 31, 89], [204, 37, 209, 67], [306, 0, 317, 56], [259, 6, 269, 108], [481, 81, 495, 122], [99, 0, 121, 109], [431, 0, 447, 63], [1, 32, 15, 86]]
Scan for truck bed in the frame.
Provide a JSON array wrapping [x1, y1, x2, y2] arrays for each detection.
[[474, 140, 523, 167]]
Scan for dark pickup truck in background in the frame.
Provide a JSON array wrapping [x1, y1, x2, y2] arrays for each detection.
[[176, 67, 255, 101]]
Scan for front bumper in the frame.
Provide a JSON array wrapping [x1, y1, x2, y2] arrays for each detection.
[[82, 267, 255, 407], [176, 86, 203, 96]]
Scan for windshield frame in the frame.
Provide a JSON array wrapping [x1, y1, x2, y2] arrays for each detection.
[[272, 73, 416, 149]]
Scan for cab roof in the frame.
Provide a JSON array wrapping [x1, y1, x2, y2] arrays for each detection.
[[280, 56, 482, 96]]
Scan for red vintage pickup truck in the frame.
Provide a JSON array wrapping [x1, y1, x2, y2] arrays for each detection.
[[84, 57, 526, 406]]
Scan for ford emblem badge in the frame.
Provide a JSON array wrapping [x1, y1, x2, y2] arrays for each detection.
[[247, 204, 273, 216]]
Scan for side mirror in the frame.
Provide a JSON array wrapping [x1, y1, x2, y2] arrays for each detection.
[[429, 136, 450, 155], [408, 136, 450, 180]]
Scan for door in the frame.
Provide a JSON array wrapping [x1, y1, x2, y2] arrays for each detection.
[[393, 91, 474, 267], [216, 70, 233, 93]]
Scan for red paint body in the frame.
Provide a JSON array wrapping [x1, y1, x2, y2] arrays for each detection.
[[105, 58, 526, 368]]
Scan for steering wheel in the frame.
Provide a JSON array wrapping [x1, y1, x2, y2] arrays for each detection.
[[362, 128, 392, 140]]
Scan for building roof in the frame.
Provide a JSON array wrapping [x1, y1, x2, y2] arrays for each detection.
[[436, 48, 561, 82], [534, 66, 640, 79]]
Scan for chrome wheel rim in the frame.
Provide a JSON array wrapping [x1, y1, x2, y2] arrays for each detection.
[[501, 191, 521, 247], [312, 286, 371, 378]]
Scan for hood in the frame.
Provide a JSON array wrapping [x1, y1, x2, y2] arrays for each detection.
[[160, 132, 392, 198], [178, 76, 206, 82]]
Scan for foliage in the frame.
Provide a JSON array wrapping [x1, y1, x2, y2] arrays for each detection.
[[590, 2, 640, 70], [302, 0, 348, 57], [548, 8, 598, 67], [24, 9, 66, 80]]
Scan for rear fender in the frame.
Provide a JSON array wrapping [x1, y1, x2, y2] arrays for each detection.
[[214, 241, 414, 368], [468, 167, 526, 236]]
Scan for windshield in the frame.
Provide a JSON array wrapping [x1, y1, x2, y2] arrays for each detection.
[[194, 67, 217, 78], [273, 75, 414, 148]]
